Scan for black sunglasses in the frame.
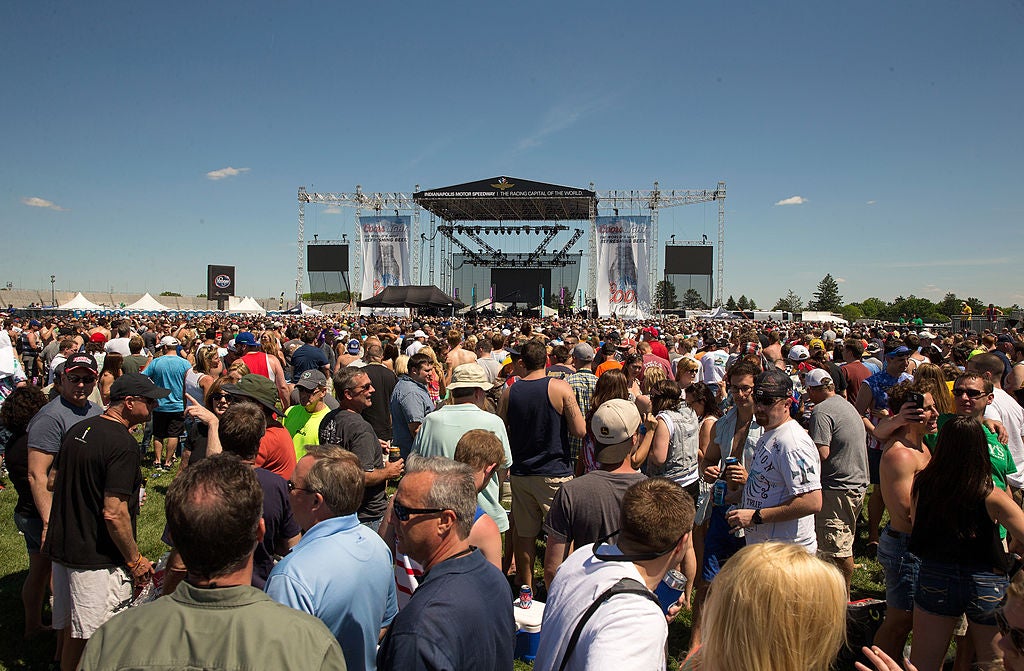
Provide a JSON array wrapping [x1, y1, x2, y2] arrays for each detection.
[[952, 387, 986, 399], [392, 500, 447, 522], [286, 480, 314, 494]]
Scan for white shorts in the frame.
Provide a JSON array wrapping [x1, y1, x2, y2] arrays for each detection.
[[52, 563, 134, 638]]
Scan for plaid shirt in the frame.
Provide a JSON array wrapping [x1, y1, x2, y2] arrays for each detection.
[[565, 369, 598, 460]]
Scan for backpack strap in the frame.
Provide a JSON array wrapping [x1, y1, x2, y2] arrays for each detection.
[[556, 577, 661, 671]]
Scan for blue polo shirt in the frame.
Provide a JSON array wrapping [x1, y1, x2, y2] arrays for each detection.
[[389, 375, 434, 458], [265, 514, 397, 671], [377, 549, 515, 671]]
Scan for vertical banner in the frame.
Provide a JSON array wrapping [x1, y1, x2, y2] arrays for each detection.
[[359, 216, 410, 298], [595, 216, 651, 318]]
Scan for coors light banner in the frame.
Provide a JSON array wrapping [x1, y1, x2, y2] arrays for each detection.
[[359, 215, 411, 298], [595, 216, 651, 318]]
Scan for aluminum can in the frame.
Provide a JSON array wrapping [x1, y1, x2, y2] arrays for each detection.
[[519, 585, 533, 609]]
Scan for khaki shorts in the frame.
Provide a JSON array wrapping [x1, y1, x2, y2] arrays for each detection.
[[511, 474, 572, 538], [815, 488, 865, 559], [52, 563, 134, 639]]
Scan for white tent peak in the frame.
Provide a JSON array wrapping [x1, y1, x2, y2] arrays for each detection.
[[125, 293, 170, 312], [58, 292, 103, 311]]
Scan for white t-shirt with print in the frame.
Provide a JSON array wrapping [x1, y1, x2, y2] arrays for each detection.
[[741, 419, 822, 552]]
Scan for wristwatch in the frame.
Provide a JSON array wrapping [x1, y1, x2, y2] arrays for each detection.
[[752, 509, 764, 525]]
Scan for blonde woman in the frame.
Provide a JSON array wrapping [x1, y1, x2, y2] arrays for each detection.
[[912, 362, 954, 415], [685, 542, 846, 671], [260, 331, 287, 371]]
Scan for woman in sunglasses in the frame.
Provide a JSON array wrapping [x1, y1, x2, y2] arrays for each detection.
[[908, 415, 1024, 670], [179, 377, 231, 468]]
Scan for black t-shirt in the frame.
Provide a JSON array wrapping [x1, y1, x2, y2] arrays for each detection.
[[5, 431, 38, 518], [45, 415, 142, 569], [360, 363, 398, 441], [183, 419, 209, 466], [319, 408, 388, 522]]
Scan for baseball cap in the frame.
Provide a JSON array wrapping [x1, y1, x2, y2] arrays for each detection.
[[223, 374, 278, 414], [64, 353, 98, 375], [642, 326, 660, 339], [234, 332, 259, 348], [447, 363, 491, 391], [160, 335, 180, 348], [997, 334, 1014, 344], [808, 338, 825, 351], [414, 330, 427, 339], [346, 338, 361, 355], [109, 373, 171, 402], [918, 330, 936, 340], [885, 345, 912, 358], [753, 368, 794, 402], [89, 332, 107, 343], [590, 399, 641, 464], [29, 319, 41, 327], [804, 368, 833, 388], [572, 343, 596, 362], [788, 345, 810, 361], [295, 369, 328, 391]]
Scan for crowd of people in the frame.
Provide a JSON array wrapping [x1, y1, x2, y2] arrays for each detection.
[[2, 308, 1024, 670]]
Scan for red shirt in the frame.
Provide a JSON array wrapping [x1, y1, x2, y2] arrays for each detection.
[[255, 424, 297, 480]]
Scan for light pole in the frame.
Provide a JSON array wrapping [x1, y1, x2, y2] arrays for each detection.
[[50, 275, 55, 307]]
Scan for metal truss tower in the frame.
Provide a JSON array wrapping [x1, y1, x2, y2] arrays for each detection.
[[592, 181, 726, 306], [296, 186, 420, 304]]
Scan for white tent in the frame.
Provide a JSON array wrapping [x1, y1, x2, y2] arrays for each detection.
[[458, 299, 509, 315], [58, 292, 104, 311], [125, 293, 170, 312], [228, 296, 267, 314], [530, 304, 559, 318], [296, 302, 322, 315], [707, 306, 740, 320]]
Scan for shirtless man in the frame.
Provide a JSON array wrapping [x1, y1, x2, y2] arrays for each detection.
[[873, 382, 937, 661], [444, 329, 476, 386]]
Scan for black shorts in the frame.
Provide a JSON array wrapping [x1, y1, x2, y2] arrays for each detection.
[[152, 411, 185, 439], [868, 448, 882, 485]]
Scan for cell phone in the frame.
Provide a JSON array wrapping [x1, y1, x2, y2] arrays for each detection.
[[905, 391, 925, 410]]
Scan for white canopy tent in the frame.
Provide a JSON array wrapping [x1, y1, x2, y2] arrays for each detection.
[[58, 292, 104, 311], [125, 293, 170, 312], [228, 296, 267, 314]]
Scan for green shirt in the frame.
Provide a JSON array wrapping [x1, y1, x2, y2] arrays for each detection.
[[283, 404, 332, 460], [80, 581, 347, 671]]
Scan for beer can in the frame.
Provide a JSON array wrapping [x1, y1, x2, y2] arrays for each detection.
[[519, 585, 533, 609], [389, 446, 402, 462]]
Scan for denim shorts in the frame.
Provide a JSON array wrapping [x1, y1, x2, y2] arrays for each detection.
[[701, 505, 745, 582], [914, 560, 1007, 625], [877, 525, 919, 612], [14, 511, 44, 554]]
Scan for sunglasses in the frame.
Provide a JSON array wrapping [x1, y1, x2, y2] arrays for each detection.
[[997, 609, 1024, 655], [952, 387, 986, 399], [728, 384, 754, 394], [347, 382, 373, 394], [210, 393, 233, 402], [286, 480, 315, 494], [66, 374, 97, 384], [392, 500, 447, 522]]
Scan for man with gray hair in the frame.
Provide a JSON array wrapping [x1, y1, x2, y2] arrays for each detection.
[[377, 455, 514, 671], [266, 445, 397, 671]]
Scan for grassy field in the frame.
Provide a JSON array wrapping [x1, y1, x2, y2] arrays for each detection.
[[0, 467, 886, 670]]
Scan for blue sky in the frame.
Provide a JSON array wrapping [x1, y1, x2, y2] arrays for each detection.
[[3, 1, 1022, 307]]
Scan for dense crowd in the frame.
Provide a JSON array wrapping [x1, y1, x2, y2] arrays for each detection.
[[3, 310, 1024, 671]]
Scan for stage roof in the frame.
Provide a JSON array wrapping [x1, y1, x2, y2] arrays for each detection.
[[356, 285, 465, 309], [413, 176, 596, 221]]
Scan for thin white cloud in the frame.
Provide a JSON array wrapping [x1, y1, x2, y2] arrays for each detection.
[[323, 206, 342, 215], [866, 200, 877, 205], [21, 196, 67, 211], [774, 196, 806, 206], [921, 284, 943, 294], [515, 98, 607, 152], [886, 257, 1009, 269], [205, 166, 250, 181], [835, 277, 847, 283]]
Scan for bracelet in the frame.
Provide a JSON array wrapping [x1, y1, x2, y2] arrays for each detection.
[[127, 555, 144, 570]]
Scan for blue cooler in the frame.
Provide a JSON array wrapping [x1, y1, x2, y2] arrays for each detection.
[[513, 598, 545, 662]]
